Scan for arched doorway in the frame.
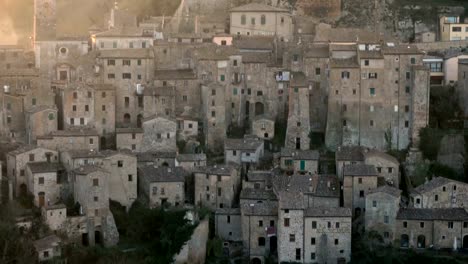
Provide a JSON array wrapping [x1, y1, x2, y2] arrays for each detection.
[[137, 114, 143, 128], [123, 113, 131, 124], [463, 235, 468, 249], [95, 230, 102, 245], [255, 102, 264, 116], [251, 257, 262, 264], [417, 235, 426, 248], [401, 234, 409, 248]]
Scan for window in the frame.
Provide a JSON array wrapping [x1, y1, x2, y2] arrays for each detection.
[[364, 60, 369, 66], [113, 42, 117, 48], [448, 222, 454, 229], [284, 218, 290, 227], [259, 220, 263, 227], [411, 58, 416, 64], [138, 97, 143, 108], [453, 27, 462, 32], [335, 239, 339, 245], [73, 92, 78, 99], [123, 73, 132, 79], [85, 105, 89, 112], [93, 179, 99, 186], [258, 237, 266, 246], [405, 105, 410, 113], [38, 177, 44, 185], [416, 198, 421, 204], [327, 222, 331, 228], [29, 154, 35, 162], [353, 89, 356, 95], [373, 200, 377, 207], [435, 194, 439, 201], [44, 251, 49, 258], [312, 221, 317, 229], [217, 187, 221, 196], [296, 248, 301, 261], [370, 120, 374, 127], [343, 119, 347, 127], [443, 186, 446, 191], [464, 222, 468, 228], [80, 118, 84, 125], [107, 59, 115, 66], [359, 190, 364, 197], [241, 15, 246, 25], [405, 121, 409, 128], [297, 122, 301, 127], [403, 221, 408, 228], [293, 54, 299, 62], [370, 87, 375, 96], [211, 111, 216, 117], [406, 72, 411, 80], [212, 89, 216, 96], [70, 118, 74, 125], [72, 105, 77, 112], [406, 86, 410, 93], [232, 150, 237, 156], [108, 73, 115, 79], [118, 161, 123, 167], [137, 74, 142, 80], [281, 17, 285, 23], [128, 175, 133, 182], [343, 104, 347, 112], [257, 91, 263, 96], [420, 222, 424, 228], [316, 68, 321, 75], [369, 73, 378, 79], [89, 138, 94, 145], [377, 167, 382, 173], [183, 95, 188, 102], [260, 14, 266, 25], [358, 178, 363, 184], [125, 97, 130, 107], [311, 253, 316, 260], [336, 222, 340, 228], [290, 234, 295, 242], [251, 17, 256, 25], [341, 71, 350, 79], [94, 196, 98, 202], [32, 98, 36, 106], [142, 42, 147, 48], [152, 187, 157, 195], [384, 215, 389, 224], [311, 237, 316, 245], [137, 59, 142, 66], [454, 185, 457, 191], [220, 75, 225, 82]]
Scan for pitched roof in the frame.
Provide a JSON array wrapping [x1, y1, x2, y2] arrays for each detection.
[[330, 57, 360, 68], [65, 149, 104, 159], [396, 208, 468, 221], [336, 146, 365, 161], [247, 171, 272, 182], [176, 153, 207, 162], [215, 208, 241, 215], [363, 149, 399, 164], [411, 177, 456, 194], [230, 3, 290, 13], [34, 235, 61, 252], [224, 137, 263, 151], [27, 162, 64, 174], [240, 188, 277, 200], [368, 185, 402, 197], [154, 69, 197, 80], [99, 48, 153, 59], [278, 190, 305, 209], [94, 27, 147, 37], [137, 151, 177, 162], [382, 44, 424, 55], [139, 166, 188, 182], [116, 128, 144, 134], [305, 207, 352, 217], [241, 200, 278, 216], [40, 129, 99, 138], [305, 45, 330, 58], [193, 165, 237, 176], [234, 36, 274, 51], [194, 45, 239, 61], [343, 164, 377, 176], [280, 148, 319, 160], [7, 145, 43, 156]]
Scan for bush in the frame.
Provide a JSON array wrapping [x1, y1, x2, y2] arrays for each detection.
[[419, 127, 445, 160]]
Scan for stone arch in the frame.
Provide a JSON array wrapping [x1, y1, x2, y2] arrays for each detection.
[[417, 235, 426, 248], [251, 257, 261, 264], [123, 113, 131, 124]]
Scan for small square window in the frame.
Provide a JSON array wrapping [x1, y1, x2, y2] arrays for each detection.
[[118, 161, 123, 167]]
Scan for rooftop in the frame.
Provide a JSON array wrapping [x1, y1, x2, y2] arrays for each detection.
[[412, 177, 458, 194], [38, 129, 99, 138], [233, 36, 274, 51], [241, 200, 278, 216], [396, 208, 468, 221], [305, 207, 352, 217], [137, 151, 177, 162], [343, 164, 377, 176], [27, 162, 65, 174], [224, 136, 263, 151], [215, 208, 241, 215], [280, 148, 319, 160], [240, 188, 277, 201], [230, 3, 290, 13], [116, 128, 143, 134], [73, 165, 108, 175], [247, 171, 272, 182], [193, 165, 237, 176], [336, 146, 365, 161], [99, 48, 153, 59], [154, 69, 197, 80], [34, 235, 61, 252], [64, 149, 104, 159], [139, 166, 188, 182], [176, 153, 207, 162], [363, 149, 399, 164], [382, 44, 423, 55], [368, 185, 402, 197], [330, 57, 360, 68]]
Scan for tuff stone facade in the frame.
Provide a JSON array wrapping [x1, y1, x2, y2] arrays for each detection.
[[343, 164, 379, 216], [140, 116, 177, 152], [215, 208, 242, 242], [25, 162, 65, 207], [37, 129, 100, 152], [409, 177, 468, 209]]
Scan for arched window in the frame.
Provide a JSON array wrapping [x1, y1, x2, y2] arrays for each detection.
[[400, 234, 409, 248], [123, 113, 131, 124], [417, 235, 426, 248], [241, 15, 246, 25], [261, 15, 266, 25]]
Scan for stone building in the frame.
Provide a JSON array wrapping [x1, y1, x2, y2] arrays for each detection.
[[25, 106, 58, 144], [194, 165, 241, 210], [363, 149, 400, 187], [230, 3, 293, 42], [115, 128, 143, 152], [244, 170, 273, 190], [140, 116, 177, 152], [252, 115, 275, 143], [93, 27, 153, 51], [100, 150, 137, 209], [175, 154, 207, 172], [136, 151, 177, 167], [72, 165, 119, 247], [224, 136, 264, 167], [285, 72, 310, 150], [365, 185, 401, 243], [153, 69, 201, 118], [41, 204, 67, 231], [202, 82, 228, 152], [303, 207, 352, 264], [177, 116, 199, 142], [37, 129, 100, 152], [99, 48, 154, 128], [215, 208, 242, 242], [395, 208, 468, 249], [325, 43, 430, 151], [439, 16, 468, 42], [6, 146, 58, 197], [343, 164, 379, 216], [138, 166, 188, 208], [25, 162, 65, 207], [33, 235, 62, 262], [409, 177, 468, 209], [279, 148, 319, 174]]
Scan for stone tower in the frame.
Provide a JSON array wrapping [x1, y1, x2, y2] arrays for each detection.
[[34, 0, 57, 41], [285, 72, 311, 150]]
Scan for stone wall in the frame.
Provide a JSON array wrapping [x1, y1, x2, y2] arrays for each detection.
[[174, 219, 209, 264]]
